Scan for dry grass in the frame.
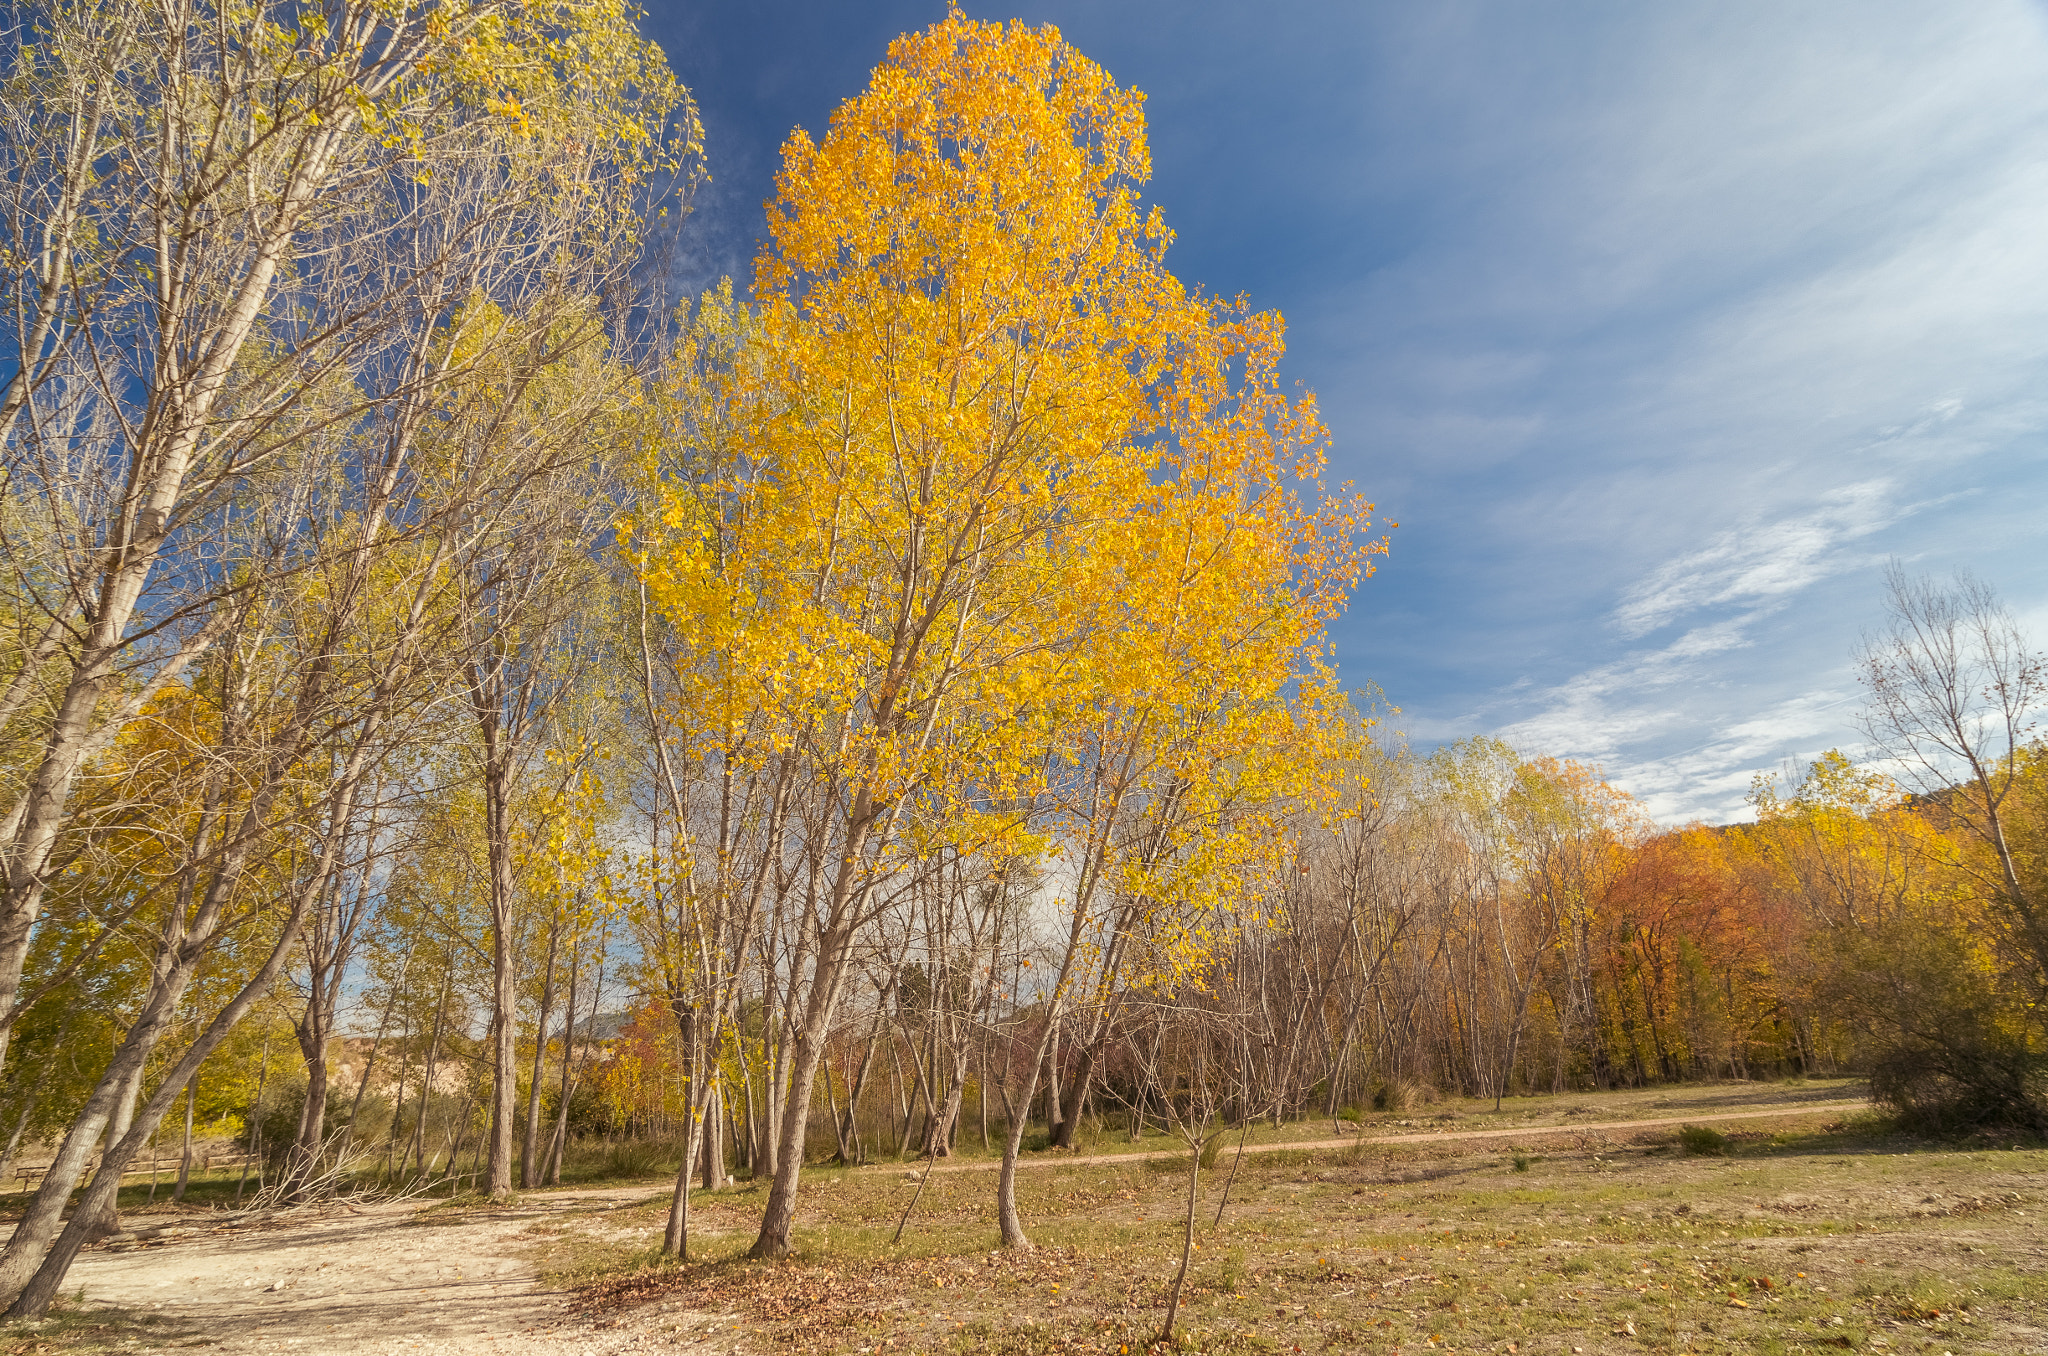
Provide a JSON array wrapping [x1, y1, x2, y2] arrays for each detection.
[[533, 1083, 2048, 1355], [0, 1298, 199, 1353]]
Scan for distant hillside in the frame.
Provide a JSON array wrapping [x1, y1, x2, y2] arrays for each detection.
[[563, 1011, 631, 1041]]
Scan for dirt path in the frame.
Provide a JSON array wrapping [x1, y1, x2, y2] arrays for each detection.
[[881, 1096, 1871, 1176], [51, 1185, 696, 1356]]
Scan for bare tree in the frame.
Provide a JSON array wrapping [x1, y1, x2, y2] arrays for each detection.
[[1120, 996, 1224, 1347], [1859, 563, 2046, 979], [447, 399, 625, 1201]]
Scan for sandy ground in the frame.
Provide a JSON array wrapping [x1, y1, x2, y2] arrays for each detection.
[[51, 1186, 731, 1356], [38, 1089, 1873, 1355]]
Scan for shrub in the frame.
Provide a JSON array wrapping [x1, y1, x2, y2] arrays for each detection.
[[1678, 1125, 1728, 1156], [1372, 1078, 1435, 1113], [598, 1139, 671, 1180], [1835, 918, 2048, 1136], [555, 1136, 681, 1183]]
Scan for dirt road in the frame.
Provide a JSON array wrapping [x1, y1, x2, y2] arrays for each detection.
[[36, 1091, 1865, 1354], [882, 1097, 1871, 1176]]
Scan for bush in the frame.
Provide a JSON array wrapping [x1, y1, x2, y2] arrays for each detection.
[[1678, 1125, 1728, 1156], [603, 1138, 671, 1180], [542, 1079, 616, 1140], [1371, 1078, 1435, 1113], [1837, 919, 2048, 1136], [1868, 1040, 2048, 1135], [239, 1082, 309, 1167]]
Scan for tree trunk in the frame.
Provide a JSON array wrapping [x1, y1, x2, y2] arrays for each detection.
[[762, 1028, 784, 1180], [547, 948, 582, 1186], [290, 999, 331, 1194], [664, 1005, 701, 1257], [240, 1036, 271, 1204], [838, 1009, 885, 1164], [926, 1035, 969, 1158], [702, 1082, 727, 1189], [520, 926, 559, 1188], [1160, 1141, 1201, 1342], [1041, 1019, 1063, 1140], [0, 1092, 34, 1185], [404, 967, 454, 1181], [83, 1066, 144, 1238], [748, 924, 857, 1259], [996, 1007, 1068, 1249], [172, 1083, 195, 1203], [483, 749, 519, 1198], [824, 1054, 852, 1164], [4, 879, 315, 1315], [1052, 1016, 1112, 1149], [996, 1073, 1035, 1249]]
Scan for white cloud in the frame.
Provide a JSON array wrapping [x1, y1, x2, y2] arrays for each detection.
[[1612, 481, 1901, 637], [1495, 619, 1753, 761], [1483, 479, 1941, 820], [1608, 690, 1863, 823], [1493, 652, 1863, 823]]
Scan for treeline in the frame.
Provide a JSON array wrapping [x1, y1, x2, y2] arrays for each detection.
[[570, 719, 2047, 1174], [2, 0, 2044, 1322]]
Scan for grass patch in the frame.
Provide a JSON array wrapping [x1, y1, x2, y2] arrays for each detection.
[[0, 1299, 198, 1353]]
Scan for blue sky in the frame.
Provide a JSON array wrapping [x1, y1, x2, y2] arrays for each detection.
[[642, 0, 2048, 824]]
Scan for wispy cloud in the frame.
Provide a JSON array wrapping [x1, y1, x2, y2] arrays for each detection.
[[1494, 634, 1862, 823], [1611, 480, 1902, 638], [1496, 619, 1755, 763], [1489, 475, 1969, 819]]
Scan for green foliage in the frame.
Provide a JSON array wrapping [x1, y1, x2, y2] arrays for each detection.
[[1678, 1125, 1728, 1155], [1848, 920, 2048, 1135]]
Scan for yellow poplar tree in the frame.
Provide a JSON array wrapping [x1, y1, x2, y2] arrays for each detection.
[[641, 11, 1251, 1259], [637, 14, 1382, 1258]]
